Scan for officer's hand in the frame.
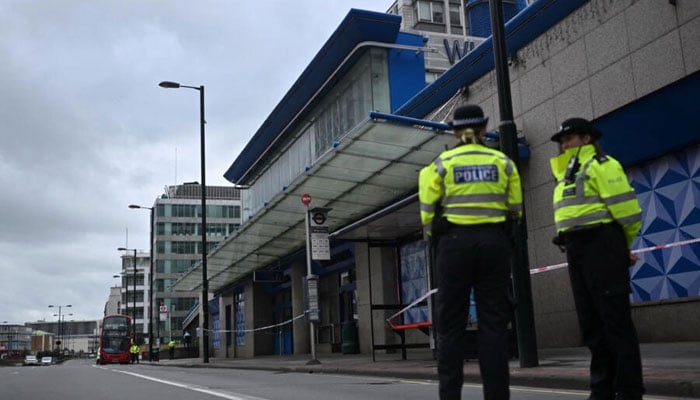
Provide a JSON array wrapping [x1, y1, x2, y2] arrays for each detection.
[[629, 252, 639, 266]]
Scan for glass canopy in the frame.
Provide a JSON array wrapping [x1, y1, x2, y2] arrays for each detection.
[[172, 114, 455, 292]]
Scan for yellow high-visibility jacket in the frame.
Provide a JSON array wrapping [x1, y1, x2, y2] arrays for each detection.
[[419, 143, 523, 236], [130, 344, 139, 354], [550, 144, 641, 247]]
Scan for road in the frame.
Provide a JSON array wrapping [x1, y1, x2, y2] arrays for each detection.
[[0, 359, 688, 400]]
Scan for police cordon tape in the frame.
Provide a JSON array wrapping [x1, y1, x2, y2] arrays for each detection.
[[387, 237, 700, 327], [195, 238, 699, 333], [529, 236, 700, 275], [202, 312, 307, 334]]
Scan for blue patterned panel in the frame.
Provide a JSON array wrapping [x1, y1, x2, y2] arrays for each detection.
[[628, 143, 700, 303], [212, 314, 220, 349], [235, 292, 245, 346], [400, 241, 429, 324]]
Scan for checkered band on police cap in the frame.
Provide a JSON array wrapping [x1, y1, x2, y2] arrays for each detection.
[[449, 104, 488, 129]]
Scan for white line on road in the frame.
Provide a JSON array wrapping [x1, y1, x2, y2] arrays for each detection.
[[95, 366, 268, 400]]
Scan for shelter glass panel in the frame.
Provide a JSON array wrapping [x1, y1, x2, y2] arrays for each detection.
[[400, 241, 429, 324]]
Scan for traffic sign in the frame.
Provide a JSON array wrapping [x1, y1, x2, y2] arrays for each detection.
[[301, 193, 311, 206], [312, 211, 326, 225]]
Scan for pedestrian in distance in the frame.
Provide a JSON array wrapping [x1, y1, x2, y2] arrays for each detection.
[[419, 104, 523, 400], [184, 330, 192, 349], [130, 341, 140, 364], [168, 339, 176, 360], [550, 118, 644, 400]]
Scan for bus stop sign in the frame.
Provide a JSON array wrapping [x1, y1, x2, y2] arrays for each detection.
[[312, 211, 326, 225]]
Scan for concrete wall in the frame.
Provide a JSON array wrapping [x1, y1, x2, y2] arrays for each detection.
[[252, 283, 274, 355], [291, 262, 309, 355], [633, 298, 700, 342], [356, 243, 408, 354], [434, 0, 700, 347], [317, 272, 341, 352], [214, 293, 233, 358]]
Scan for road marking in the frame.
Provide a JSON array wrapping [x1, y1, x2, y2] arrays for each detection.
[[95, 366, 268, 400], [95, 367, 678, 400]]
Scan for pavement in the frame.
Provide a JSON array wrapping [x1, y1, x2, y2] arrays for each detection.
[[151, 341, 700, 398]]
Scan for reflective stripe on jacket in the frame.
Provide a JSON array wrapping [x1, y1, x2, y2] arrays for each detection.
[[418, 143, 523, 236], [550, 144, 641, 247]]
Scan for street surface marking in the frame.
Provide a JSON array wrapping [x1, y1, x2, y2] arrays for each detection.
[[95, 367, 680, 400], [94, 366, 268, 400]]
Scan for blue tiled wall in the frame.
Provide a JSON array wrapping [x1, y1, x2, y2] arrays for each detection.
[[628, 144, 700, 302]]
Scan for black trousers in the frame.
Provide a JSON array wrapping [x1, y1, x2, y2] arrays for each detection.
[[436, 224, 512, 400], [563, 223, 644, 399]]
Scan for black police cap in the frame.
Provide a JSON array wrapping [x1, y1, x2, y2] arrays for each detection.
[[449, 104, 489, 129], [551, 117, 602, 143]]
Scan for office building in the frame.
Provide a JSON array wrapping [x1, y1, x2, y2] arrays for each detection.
[[116, 250, 150, 340], [153, 183, 241, 343], [0, 324, 32, 354], [27, 320, 99, 354]]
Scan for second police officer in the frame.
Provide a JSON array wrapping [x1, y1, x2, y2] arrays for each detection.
[[419, 104, 523, 400], [550, 118, 644, 400]]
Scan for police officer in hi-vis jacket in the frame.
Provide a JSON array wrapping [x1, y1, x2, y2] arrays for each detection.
[[419, 104, 522, 400], [550, 118, 644, 400]]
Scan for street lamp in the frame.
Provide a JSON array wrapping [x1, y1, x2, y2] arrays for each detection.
[[159, 80, 210, 363], [53, 313, 73, 352], [118, 247, 138, 341], [129, 204, 155, 361], [48, 304, 71, 354], [488, 0, 538, 367]]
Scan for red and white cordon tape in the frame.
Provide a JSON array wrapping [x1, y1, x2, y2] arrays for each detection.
[[529, 237, 700, 275], [386, 237, 699, 326]]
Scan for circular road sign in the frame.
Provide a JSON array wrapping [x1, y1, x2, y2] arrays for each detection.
[[301, 193, 312, 206]]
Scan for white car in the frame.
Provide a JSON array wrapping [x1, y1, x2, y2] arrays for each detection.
[[40, 356, 53, 366], [24, 355, 40, 366]]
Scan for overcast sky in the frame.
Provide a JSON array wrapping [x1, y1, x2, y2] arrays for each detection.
[[0, 0, 387, 325]]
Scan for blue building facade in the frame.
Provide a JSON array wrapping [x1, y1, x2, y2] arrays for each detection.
[[176, 1, 700, 358]]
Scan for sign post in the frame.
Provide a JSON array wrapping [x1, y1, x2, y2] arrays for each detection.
[[301, 194, 320, 365]]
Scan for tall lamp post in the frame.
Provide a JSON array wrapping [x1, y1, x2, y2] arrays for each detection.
[[488, 0, 538, 367], [53, 313, 73, 352], [159, 80, 209, 363], [48, 304, 71, 354], [118, 247, 138, 341], [129, 204, 155, 361]]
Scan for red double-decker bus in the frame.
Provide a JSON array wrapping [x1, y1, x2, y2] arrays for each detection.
[[98, 315, 132, 365]]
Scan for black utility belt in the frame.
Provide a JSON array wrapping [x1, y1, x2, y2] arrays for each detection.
[[559, 222, 617, 241], [447, 221, 506, 230]]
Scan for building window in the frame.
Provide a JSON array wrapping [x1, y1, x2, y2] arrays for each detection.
[[242, 48, 386, 219], [449, 3, 461, 26], [417, 1, 444, 24]]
